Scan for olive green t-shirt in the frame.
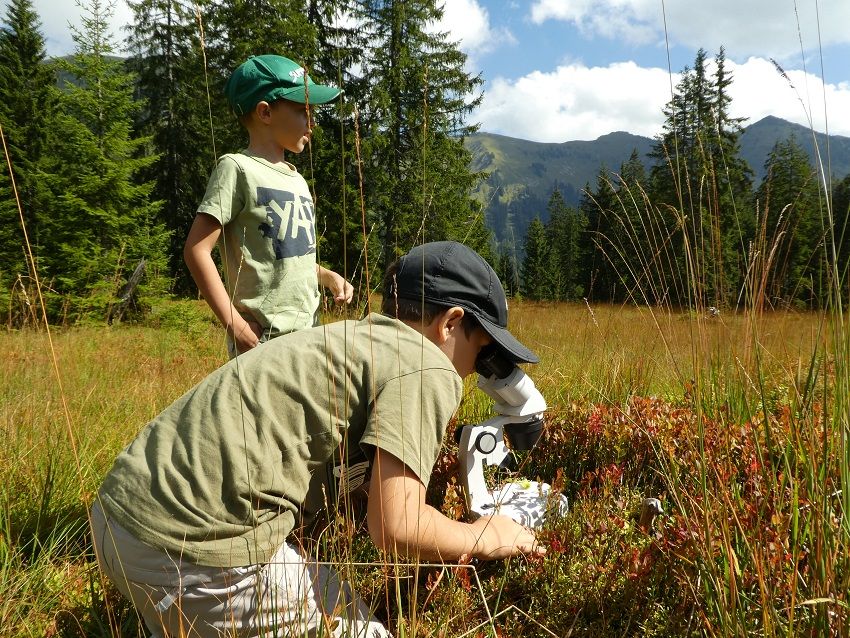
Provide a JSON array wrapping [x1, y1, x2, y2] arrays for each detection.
[[197, 151, 320, 336], [98, 315, 463, 567]]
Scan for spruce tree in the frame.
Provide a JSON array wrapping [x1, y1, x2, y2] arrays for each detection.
[[206, 0, 317, 83], [125, 0, 213, 293], [706, 48, 755, 306], [297, 0, 372, 292], [494, 243, 520, 298], [0, 0, 54, 294], [358, 0, 489, 270], [616, 151, 649, 279], [832, 173, 850, 301], [614, 149, 672, 305], [755, 136, 823, 307], [520, 217, 550, 300], [43, 0, 169, 319], [648, 48, 754, 308], [545, 188, 584, 300], [619, 149, 646, 191], [581, 170, 622, 302]]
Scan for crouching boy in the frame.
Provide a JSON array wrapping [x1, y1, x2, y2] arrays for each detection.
[[91, 241, 541, 637]]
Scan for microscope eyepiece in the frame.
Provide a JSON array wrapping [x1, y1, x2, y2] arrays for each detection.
[[475, 344, 515, 379], [476, 344, 546, 417]]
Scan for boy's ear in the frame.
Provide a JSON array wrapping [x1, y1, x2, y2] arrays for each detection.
[[254, 100, 273, 123], [432, 306, 465, 344]]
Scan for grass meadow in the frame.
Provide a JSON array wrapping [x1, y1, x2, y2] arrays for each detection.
[[2, 296, 847, 636]]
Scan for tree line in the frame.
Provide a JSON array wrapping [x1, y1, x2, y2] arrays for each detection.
[[1, 0, 847, 322], [513, 49, 850, 310], [0, 0, 490, 322]]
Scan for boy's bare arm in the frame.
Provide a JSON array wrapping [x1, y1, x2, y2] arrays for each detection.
[[184, 214, 261, 352], [317, 265, 354, 305], [366, 448, 541, 561]]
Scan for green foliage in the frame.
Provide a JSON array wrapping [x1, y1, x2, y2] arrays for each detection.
[[205, 0, 320, 91], [0, 0, 54, 304], [6, 0, 493, 313], [301, 117, 378, 297], [125, 0, 216, 295], [520, 217, 549, 300], [358, 0, 490, 270], [494, 243, 520, 298], [298, 2, 374, 295], [40, 0, 170, 322], [470, 122, 850, 258], [10, 0, 843, 319], [755, 135, 826, 307], [546, 189, 586, 300], [832, 172, 850, 296], [648, 47, 755, 309], [146, 298, 218, 338], [582, 169, 631, 302], [517, 188, 587, 301]]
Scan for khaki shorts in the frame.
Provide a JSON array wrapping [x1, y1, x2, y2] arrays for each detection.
[[90, 502, 389, 638]]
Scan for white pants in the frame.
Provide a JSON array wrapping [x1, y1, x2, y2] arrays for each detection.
[[90, 503, 389, 638]]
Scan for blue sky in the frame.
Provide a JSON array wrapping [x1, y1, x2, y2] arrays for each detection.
[[31, 0, 850, 141]]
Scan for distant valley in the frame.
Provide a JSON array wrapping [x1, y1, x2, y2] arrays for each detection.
[[467, 115, 850, 245]]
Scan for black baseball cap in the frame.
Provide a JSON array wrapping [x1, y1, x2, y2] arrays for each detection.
[[389, 241, 538, 364]]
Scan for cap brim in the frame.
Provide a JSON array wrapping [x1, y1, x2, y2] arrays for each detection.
[[476, 317, 539, 364], [281, 84, 342, 105]]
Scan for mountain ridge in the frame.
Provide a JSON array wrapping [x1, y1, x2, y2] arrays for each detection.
[[467, 116, 850, 245]]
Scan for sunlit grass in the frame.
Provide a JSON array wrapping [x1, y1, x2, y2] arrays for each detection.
[[0, 309, 225, 635], [2, 296, 840, 636], [513, 301, 821, 412]]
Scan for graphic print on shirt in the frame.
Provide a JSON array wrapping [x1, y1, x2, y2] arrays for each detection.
[[256, 186, 316, 259], [319, 447, 370, 506]]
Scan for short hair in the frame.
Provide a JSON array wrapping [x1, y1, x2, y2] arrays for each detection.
[[237, 110, 253, 128], [382, 260, 478, 335], [235, 98, 287, 129]]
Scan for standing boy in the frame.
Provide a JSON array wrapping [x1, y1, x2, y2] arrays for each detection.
[[184, 54, 353, 356], [92, 241, 542, 637]]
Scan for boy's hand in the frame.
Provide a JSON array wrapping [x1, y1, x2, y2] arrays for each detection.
[[367, 449, 545, 562], [470, 515, 544, 560], [231, 319, 263, 353], [332, 278, 355, 305], [318, 266, 354, 305]]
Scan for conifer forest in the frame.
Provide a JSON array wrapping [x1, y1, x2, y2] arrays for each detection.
[[1, 0, 848, 321]]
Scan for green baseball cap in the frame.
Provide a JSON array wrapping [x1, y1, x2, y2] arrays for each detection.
[[224, 54, 342, 115]]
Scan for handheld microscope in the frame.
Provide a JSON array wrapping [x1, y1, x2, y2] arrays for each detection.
[[456, 346, 568, 529]]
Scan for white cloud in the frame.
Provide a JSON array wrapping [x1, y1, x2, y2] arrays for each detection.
[[725, 57, 850, 137], [437, 0, 515, 69], [530, 0, 658, 44], [528, 0, 850, 60], [474, 61, 673, 141], [34, 0, 133, 56], [474, 57, 850, 142]]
